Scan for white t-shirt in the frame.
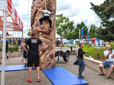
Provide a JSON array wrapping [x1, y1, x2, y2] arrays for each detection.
[[112, 51, 114, 63], [42, 10, 51, 16], [104, 50, 114, 62]]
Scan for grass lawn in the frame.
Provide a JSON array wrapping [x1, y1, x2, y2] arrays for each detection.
[[64, 44, 77, 47]]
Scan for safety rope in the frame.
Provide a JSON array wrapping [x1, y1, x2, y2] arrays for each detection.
[[45, 0, 47, 9]]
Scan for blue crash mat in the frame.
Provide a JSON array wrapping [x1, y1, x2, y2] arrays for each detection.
[[0, 65, 28, 72], [42, 67, 88, 85]]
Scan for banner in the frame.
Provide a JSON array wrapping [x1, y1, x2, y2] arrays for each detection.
[[0, 0, 7, 11], [81, 28, 83, 40], [81, 26, 85, 40], [87, 28, 90, 41]]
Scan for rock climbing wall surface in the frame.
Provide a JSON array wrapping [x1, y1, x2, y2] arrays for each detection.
[[31, 0, 56, 69]]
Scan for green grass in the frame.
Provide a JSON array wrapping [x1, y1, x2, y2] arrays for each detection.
[[64, 44, 76, 47]]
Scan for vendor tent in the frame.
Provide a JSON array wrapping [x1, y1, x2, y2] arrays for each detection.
[[0, 0, 23, 31], [90, 38, 96, 41], [0, 0, 23, 85], [8, 33, 30, 38]]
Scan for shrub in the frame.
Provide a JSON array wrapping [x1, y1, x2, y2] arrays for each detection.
[[83, 45, 106, 61], [110, 42, 114, 49], [8, 46, 19, 52]]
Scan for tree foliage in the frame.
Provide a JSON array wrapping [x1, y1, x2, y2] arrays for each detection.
[[56, 14, 74, 41], [56, 14, 99, 41], [91, 0, 114, 41], [27, 31, 31, 36], [89, 24, 97, 38]]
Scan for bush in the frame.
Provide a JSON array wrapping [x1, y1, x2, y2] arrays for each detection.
[[91, 48, 105, 60], [0, 44, 19, 53], [83, 45, 106, 61], [8, 46, 19, 52], [110, 42, 114, 49]]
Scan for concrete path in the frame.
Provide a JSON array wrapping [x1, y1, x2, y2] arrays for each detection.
[[0, 55, 114, 85]]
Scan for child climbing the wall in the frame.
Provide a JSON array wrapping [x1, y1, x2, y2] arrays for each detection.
[[38, 7, 52, 32]]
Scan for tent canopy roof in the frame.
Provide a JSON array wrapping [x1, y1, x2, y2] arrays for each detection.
[[0, 0, 23, 31]]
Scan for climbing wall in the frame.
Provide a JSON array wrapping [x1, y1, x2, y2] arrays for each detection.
[[31, 0, 56, 69]]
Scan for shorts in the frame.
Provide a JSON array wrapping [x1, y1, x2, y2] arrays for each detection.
[[6, 50, 8, 53], [23, 53, 28, 58], [27, 53, 40, 67], [102, 61, 113, 68]]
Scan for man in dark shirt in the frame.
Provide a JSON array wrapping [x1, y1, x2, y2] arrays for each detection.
[[23, 31, 44, 83], [74, 43, 87, 78]]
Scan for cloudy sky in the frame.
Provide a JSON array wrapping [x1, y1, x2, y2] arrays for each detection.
[[11, 0, 105, 37]]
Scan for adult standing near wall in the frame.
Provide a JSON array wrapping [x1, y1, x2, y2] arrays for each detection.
[[23, 31, 44, 83]]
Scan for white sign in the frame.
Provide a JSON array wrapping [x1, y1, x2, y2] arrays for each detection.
[[0, 0, 7, 11]]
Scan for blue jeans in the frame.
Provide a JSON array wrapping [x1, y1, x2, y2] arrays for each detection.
[[39, 16, 52, 28], [76, 59, 85, 76]]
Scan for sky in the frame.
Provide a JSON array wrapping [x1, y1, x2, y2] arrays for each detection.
[[11, 0, 105, 37]]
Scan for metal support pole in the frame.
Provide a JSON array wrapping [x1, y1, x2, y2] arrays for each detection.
[[79, 29, 80, 43], [57, 56, 59, 66], [22, 30, 24, 69], [1, 11, 7, 85], [21, 30, 24, 79]]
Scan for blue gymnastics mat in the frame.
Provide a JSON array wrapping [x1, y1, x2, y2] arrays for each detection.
[[0, 65, 28, 72], [42, 67, 88, 85]]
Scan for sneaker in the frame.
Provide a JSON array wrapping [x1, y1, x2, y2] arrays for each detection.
[[37, 78, 42, 82], [49, 28, 51, 32], [7, 56, 9, 59], [98, 73, 105, 76], [27, 78, 32, 83], [105, 76, 111, 79], [24, 63, 27, 68], [78, 75, 84, 79], [40, 25, 44, 29]]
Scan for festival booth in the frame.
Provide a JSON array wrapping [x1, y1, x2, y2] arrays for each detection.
[[0, 0, 23, 85]]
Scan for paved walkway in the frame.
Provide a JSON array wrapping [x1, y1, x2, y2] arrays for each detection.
[[0, 55, 114, 85]]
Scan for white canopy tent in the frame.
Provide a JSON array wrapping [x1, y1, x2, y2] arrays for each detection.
[[8, 33, 30, 38], [0, 0, 23, 85]]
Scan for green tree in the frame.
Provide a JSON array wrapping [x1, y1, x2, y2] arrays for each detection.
[[65, 32, 77, 40], [27, 31, 31, 36], [7, 32, 9, 36], [56, 14, 74, 44], [89, 24, 97, 38], [91, 0, 114, 41], [74, 22, 88, 39]]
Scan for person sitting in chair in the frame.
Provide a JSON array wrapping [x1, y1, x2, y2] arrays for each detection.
[[38, 7, 52, 32]]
